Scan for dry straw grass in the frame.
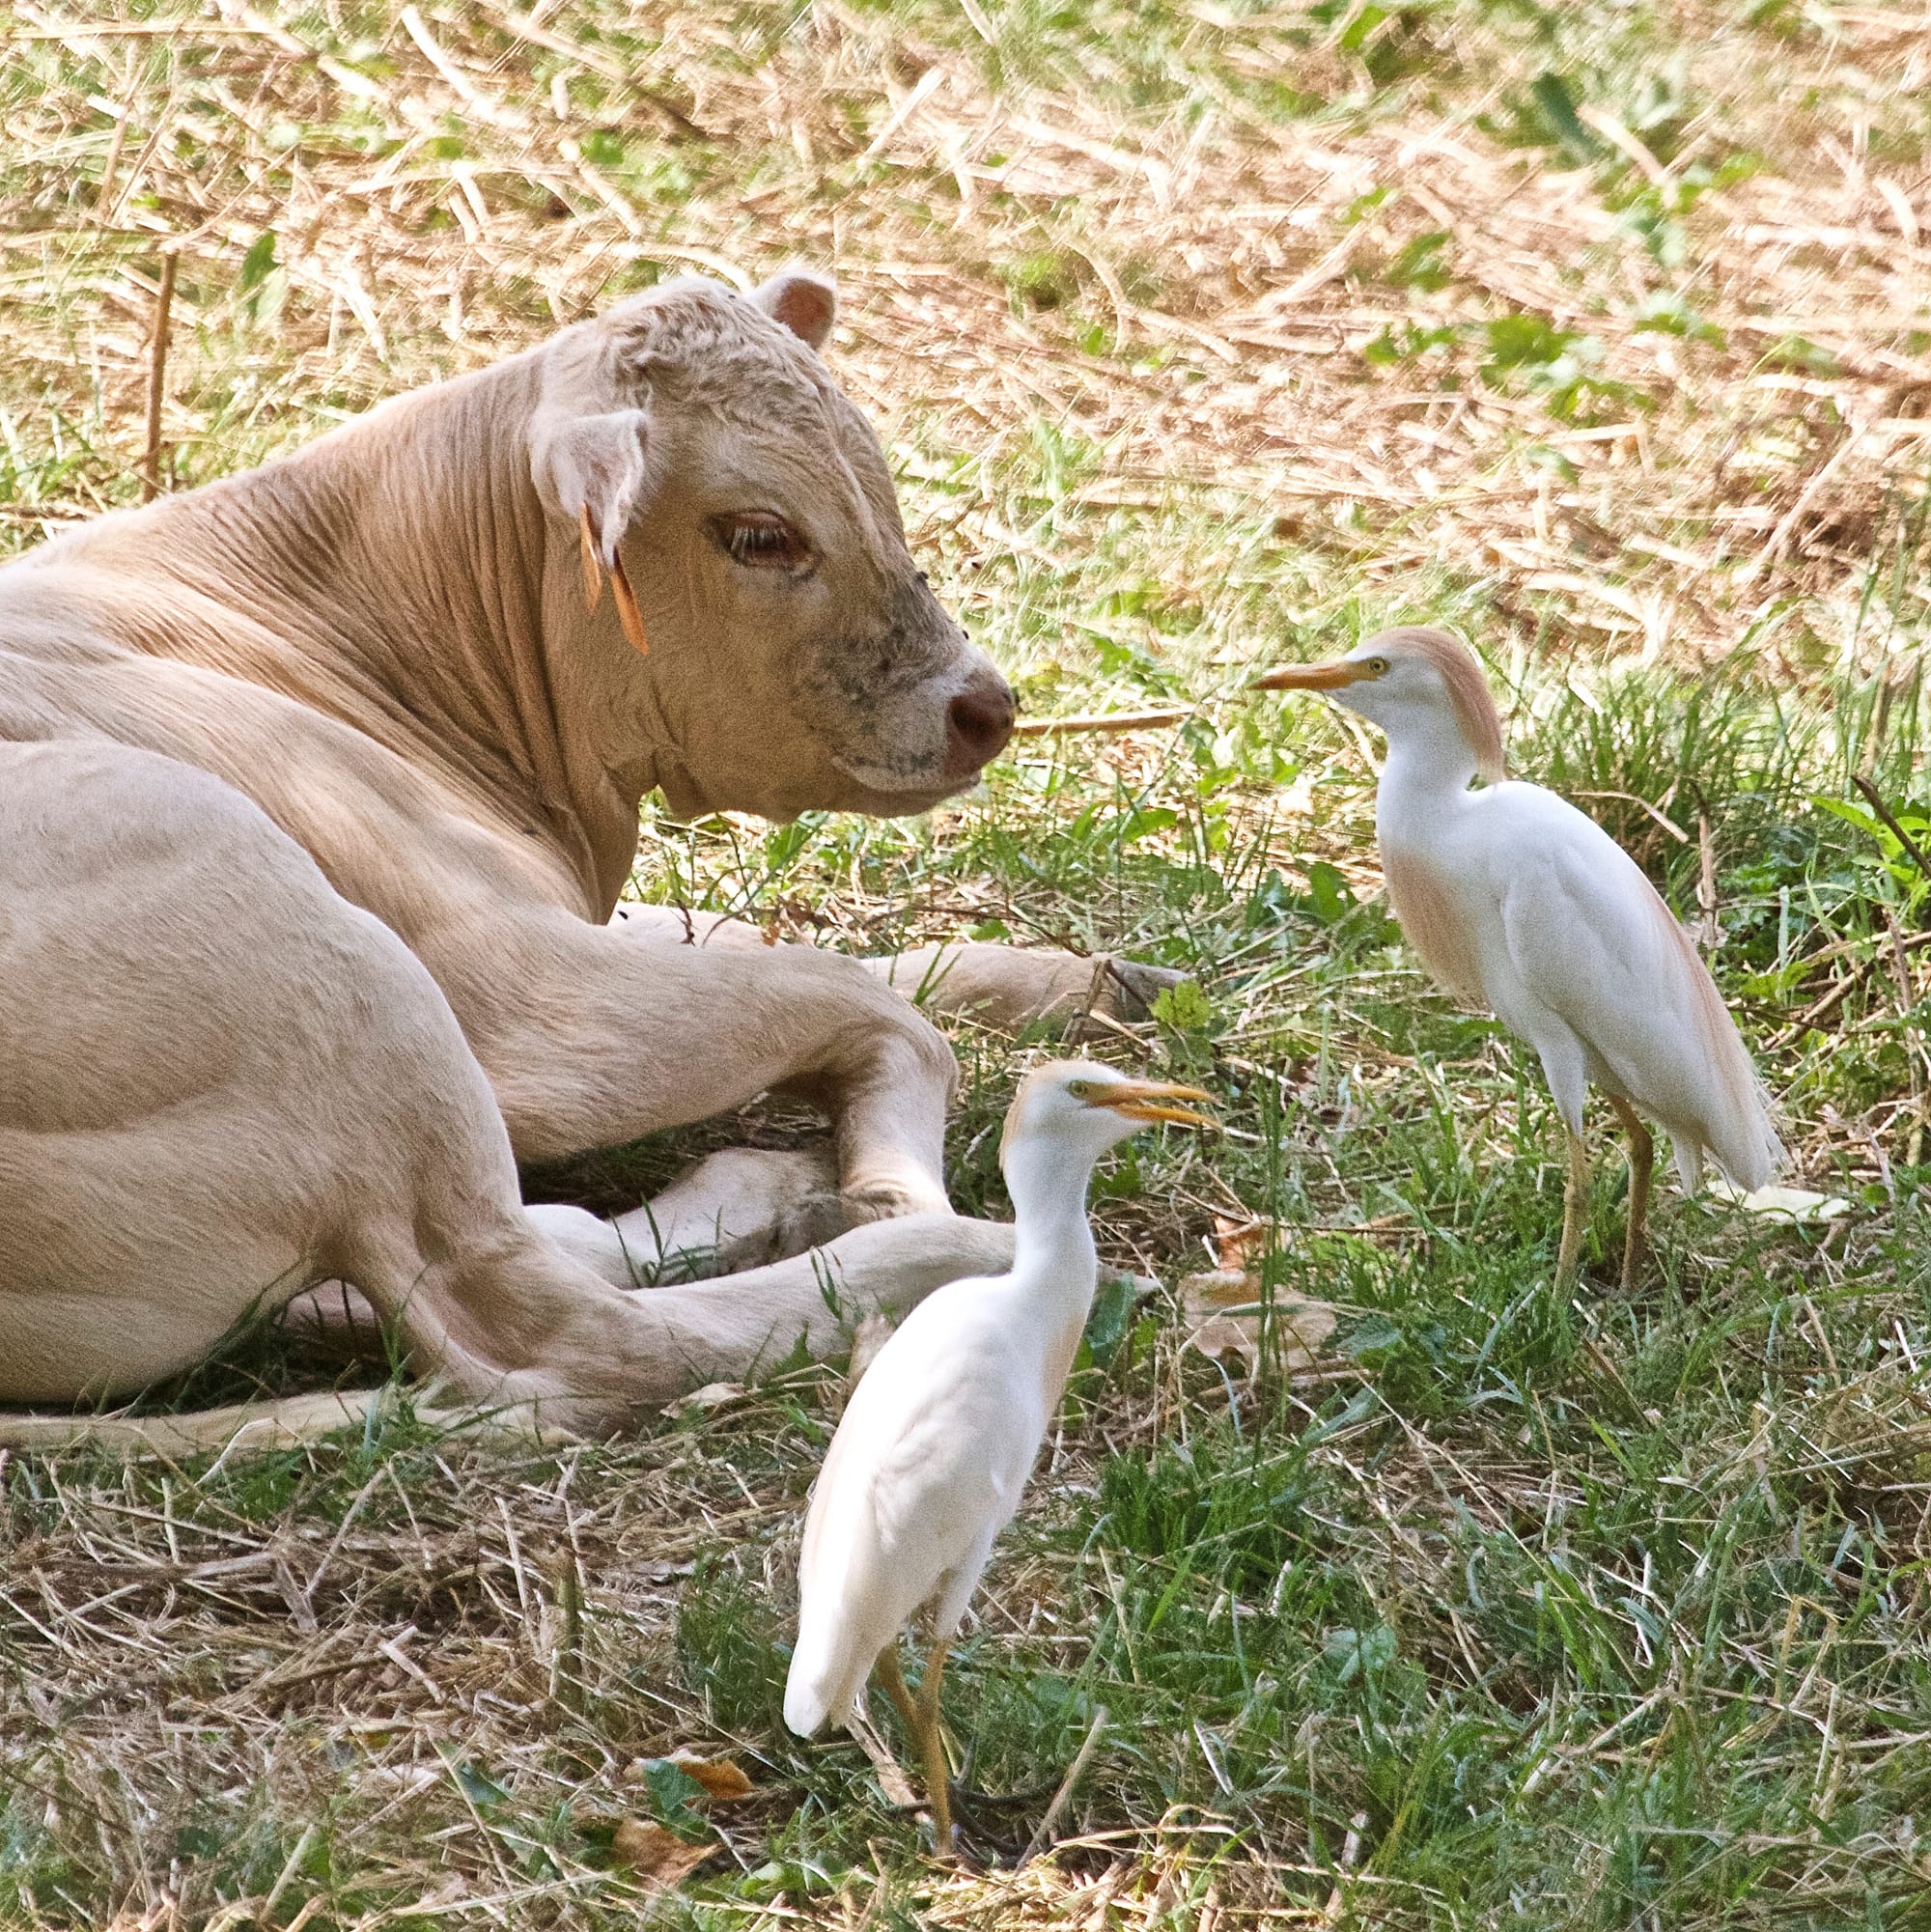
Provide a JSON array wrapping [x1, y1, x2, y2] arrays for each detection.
[[5, 3, 1931, 1927], [3, 0, 1928, 665]]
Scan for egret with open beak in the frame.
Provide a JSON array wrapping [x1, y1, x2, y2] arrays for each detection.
[[784, 1059, 1213, 1850]]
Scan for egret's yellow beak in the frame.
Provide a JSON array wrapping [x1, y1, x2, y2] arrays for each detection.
[[1249, 657, 1377, 691], [1086, 1079, 1216, 1128]]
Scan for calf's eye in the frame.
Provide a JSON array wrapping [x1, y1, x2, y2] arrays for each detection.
[[714, 512, 811, 573]]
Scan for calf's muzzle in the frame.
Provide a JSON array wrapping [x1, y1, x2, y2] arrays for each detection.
[[943, 674, 1017, 778]]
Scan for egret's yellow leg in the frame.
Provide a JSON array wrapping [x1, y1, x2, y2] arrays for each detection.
[[875, 1644, 920, 1732], [912, 1638, 954, 1852], [1608, 1097, 1654, 1293], [1556, 1128, 1590, 1293]]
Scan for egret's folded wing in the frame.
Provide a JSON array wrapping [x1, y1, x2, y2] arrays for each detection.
[[1497, 824, 1780, 1188], [788, 1335, 1019, 1735], [1497, 832, 1673, 1065], [867, 1385, 1015, 1560]]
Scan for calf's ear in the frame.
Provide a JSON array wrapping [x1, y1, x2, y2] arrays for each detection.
[[530, 406, 651, 567], [751, 268, 837, 351], [529, 406, 655, 655]]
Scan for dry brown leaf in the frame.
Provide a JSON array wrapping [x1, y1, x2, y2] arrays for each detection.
[[1213, 1215, 1276, 1271], [672, 1381, 749, 1414], [610, 1818, 715, 1889], [1181, 1270, 1336, 1371], [665, 1748, 755, 1801]]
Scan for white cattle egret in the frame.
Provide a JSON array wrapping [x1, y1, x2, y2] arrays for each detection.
[[1254, 626, 1783, 1289], [783, 1059, 1213, 1849]]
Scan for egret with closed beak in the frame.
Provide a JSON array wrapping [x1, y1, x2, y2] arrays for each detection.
[[783, 1059, 1213, 1850], [1254, 626, 1782, 1290]]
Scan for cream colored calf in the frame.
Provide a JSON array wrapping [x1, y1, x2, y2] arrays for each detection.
[[0, 739, 1012, 1435], [0, 270, 1163, 1444]]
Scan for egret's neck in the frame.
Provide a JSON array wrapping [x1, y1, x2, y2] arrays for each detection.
[[1375, 711, 1480, 833], [1002, 1136, 1105, 1322]]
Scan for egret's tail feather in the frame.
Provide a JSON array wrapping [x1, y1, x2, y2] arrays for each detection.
[[1695, 1020, 1785, 1194], [1667, 1086, 1784, 1197], [783, 1612, 874, 1739], [782, 1678, 832, 1739], [1651, 900, 1786, 1193], [1711, 1106, 1787, 1195], [1669, 1133, 1702, 1196]]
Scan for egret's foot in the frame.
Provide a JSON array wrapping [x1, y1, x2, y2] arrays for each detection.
[[878, 1773, 1041, 1862], [877, 1647, 1014, 1859], [924, 1818, 966, 1862], [942, 1781, 1056, 1865], [1617, 1219, 1649, 1296]]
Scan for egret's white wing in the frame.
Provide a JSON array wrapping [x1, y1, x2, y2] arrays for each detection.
[[1492, 803, 1671, 1057], [786, 1285, 1041, 1735], [1490, 790, 1780, 1188]]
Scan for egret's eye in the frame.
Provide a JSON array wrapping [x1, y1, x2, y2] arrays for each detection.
[[1067, 1079, 1097, 1100], [1366, 656, 1390, 675], [714, 512, 812, 573]]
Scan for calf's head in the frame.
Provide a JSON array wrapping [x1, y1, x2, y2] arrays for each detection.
[[528, 272, 1014, 821]]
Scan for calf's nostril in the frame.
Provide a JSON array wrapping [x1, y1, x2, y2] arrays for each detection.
[[945, 686, 1017, 765]]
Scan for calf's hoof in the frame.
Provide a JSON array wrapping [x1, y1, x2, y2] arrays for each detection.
[[838, 1179, 956, 1226], [1059, 955, 1191, 1038], [1092, 955, 1188, 1021], [278, 1280, 391, 1363], [766, 1188, 864, 1264]]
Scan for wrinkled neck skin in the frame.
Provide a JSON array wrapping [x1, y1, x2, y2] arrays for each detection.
[[1001, 1134, 1106, 1339], [1364, 705, 1481, 844], [35, 352, 654, 913]]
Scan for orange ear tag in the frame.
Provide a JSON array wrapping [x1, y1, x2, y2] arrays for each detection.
[[577, 504, 604, 613], [608, 547, 650, 657]]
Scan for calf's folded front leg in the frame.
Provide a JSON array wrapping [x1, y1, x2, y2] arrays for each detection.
[[606, 906, 1186, 1031], [430, 910, 958, 1218]]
